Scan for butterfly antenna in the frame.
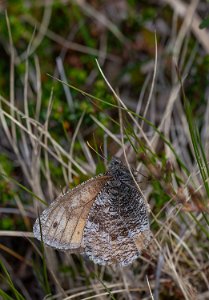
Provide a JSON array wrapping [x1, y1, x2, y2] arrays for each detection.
[[99, 144, 108, 163], [134, 169, 149, 179], [87, 141, 108, 162]]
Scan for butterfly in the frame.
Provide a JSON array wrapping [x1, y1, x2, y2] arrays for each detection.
[[33, 157, 152, 267]]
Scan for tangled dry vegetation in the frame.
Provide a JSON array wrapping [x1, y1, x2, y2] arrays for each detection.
[[0, 1, 209, 299]]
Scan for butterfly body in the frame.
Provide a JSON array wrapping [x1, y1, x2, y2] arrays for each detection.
[[33, 157, 152, 266]]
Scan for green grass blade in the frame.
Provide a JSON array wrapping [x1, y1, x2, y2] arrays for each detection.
[[0, 172, 47, 205], [93, 273, 117, 300], [190, 213, 209, 240], [37, 213, 52, 296], [179, 75, 209, 196], [0, 259, 25, 300], [0, 289, 14, 300]]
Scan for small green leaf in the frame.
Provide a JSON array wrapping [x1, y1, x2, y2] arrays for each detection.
[[199, 17, 209, 29]]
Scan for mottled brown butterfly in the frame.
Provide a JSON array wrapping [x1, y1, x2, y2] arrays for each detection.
[[33, 157, 152, 266]]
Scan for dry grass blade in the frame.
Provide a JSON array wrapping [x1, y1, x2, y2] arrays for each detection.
[[22, 14, 120, 62], [95, 60, 154, 152], [90, 114, 122, 146], [162, 0, 209, 53], [0, 231, 34, 237], [0, 96, 86, 175]]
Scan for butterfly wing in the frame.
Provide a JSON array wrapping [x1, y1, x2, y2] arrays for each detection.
[[33, 175, 109, 251], [83, 177, 152, 266]]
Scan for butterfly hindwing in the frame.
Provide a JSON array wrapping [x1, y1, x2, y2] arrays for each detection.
[[83, 159, 152, 266]]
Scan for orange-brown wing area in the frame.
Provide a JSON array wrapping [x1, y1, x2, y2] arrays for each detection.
[[33, 175, 109, 251]]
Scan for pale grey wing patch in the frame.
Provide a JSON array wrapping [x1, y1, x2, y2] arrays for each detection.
[[33, 206, 85, 251], [83, 174, 152, 266], [33, 175, 109, 251], [33, 200, 83, 250]]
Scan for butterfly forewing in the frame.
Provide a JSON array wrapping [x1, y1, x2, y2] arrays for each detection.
[[33, 175, 109, 251]]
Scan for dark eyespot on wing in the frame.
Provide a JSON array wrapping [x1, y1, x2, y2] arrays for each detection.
[[53, 222, 58, 228]]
